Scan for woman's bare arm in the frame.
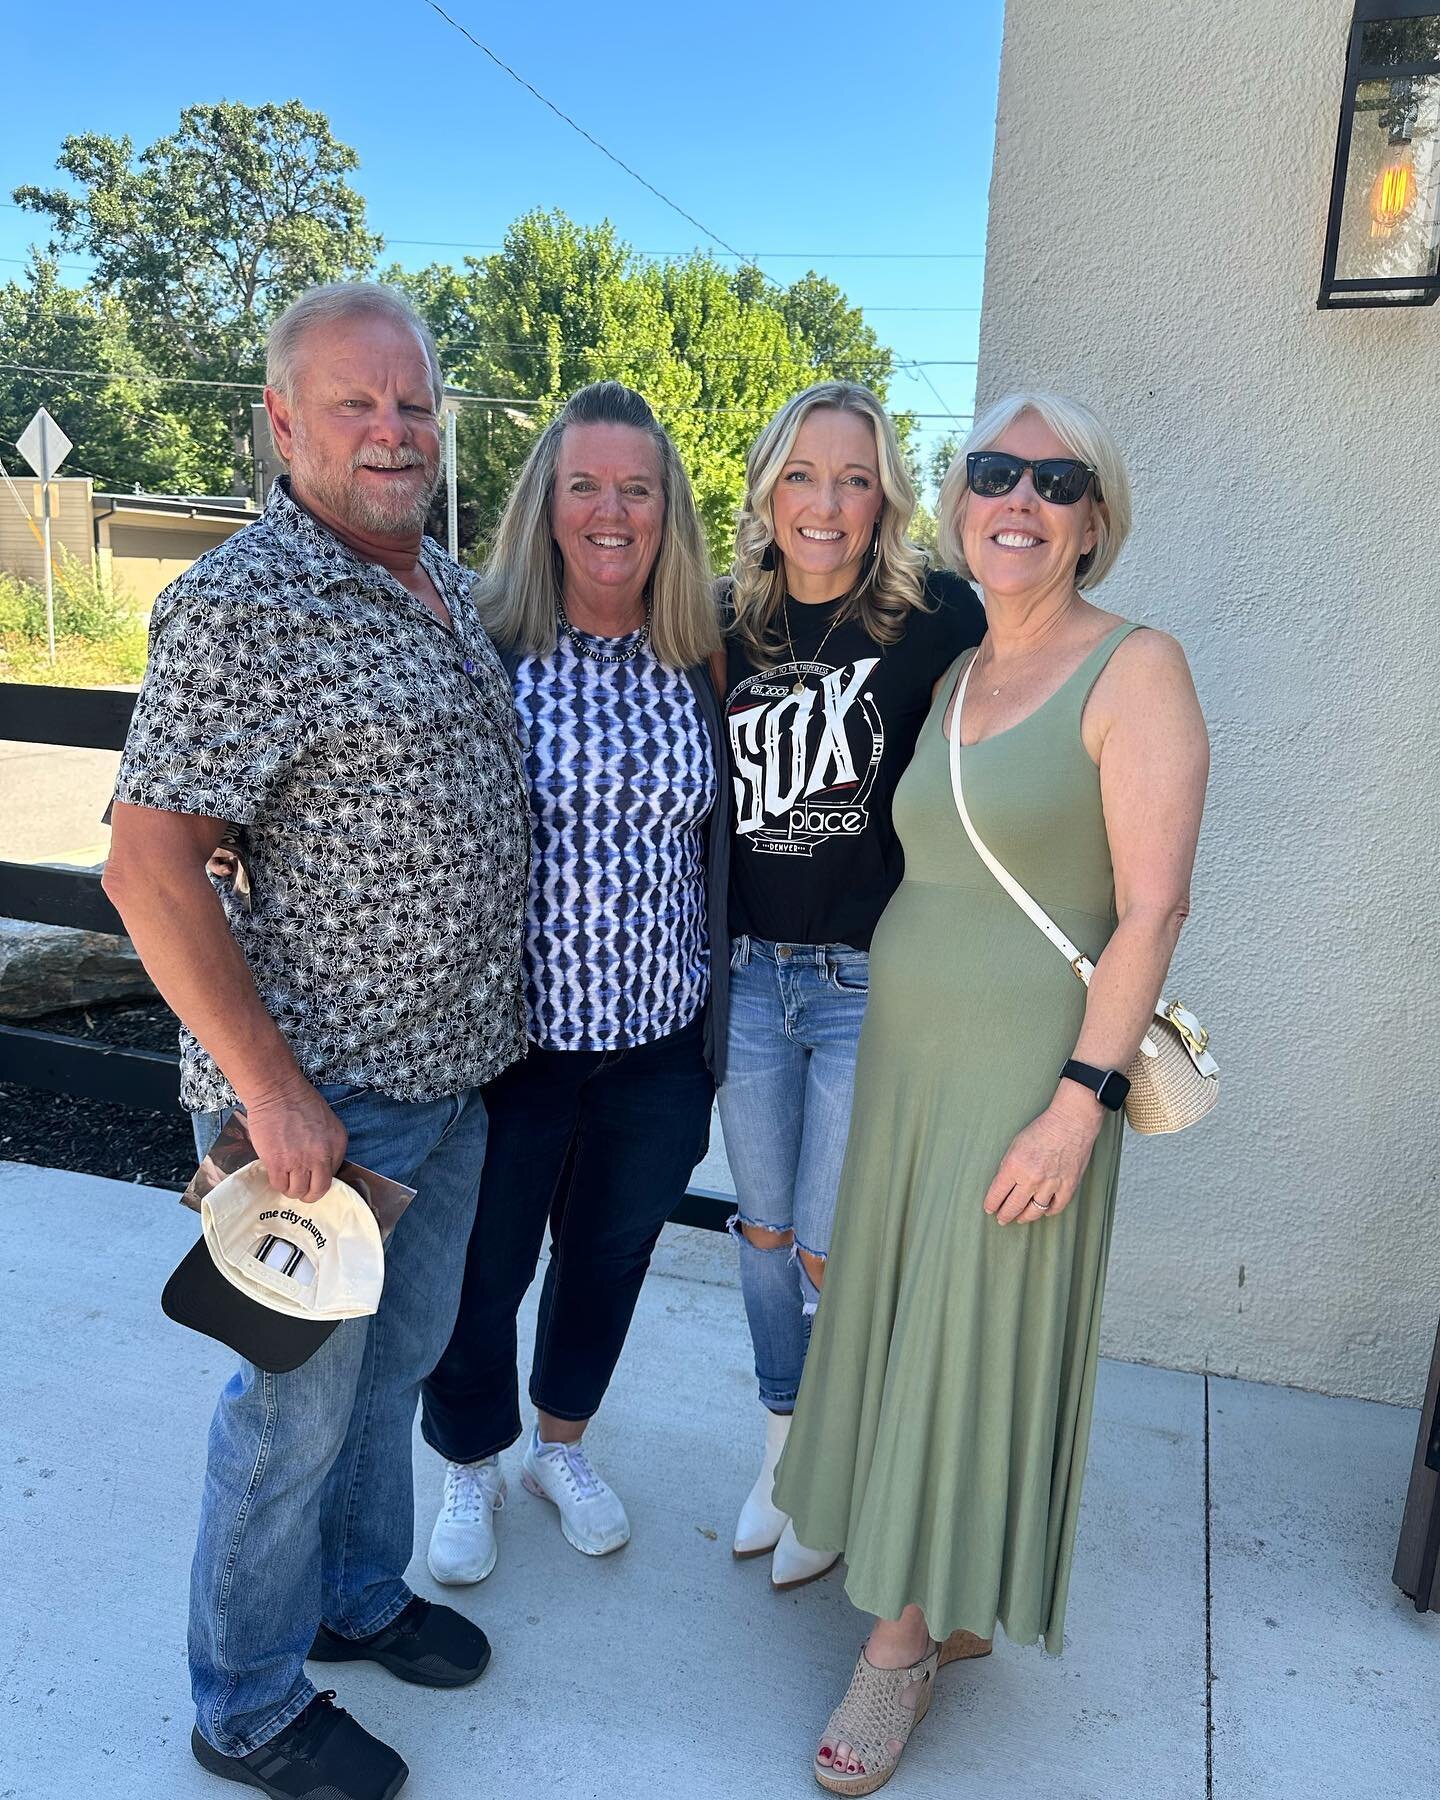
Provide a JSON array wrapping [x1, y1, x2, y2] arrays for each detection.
[[983, 630, 1209, 1224]]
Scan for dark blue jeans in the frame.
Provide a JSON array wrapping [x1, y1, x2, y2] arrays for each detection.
[[421, 1014, 713, 1462]]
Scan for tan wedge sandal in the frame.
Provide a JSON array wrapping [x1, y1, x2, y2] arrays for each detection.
[[938, 1628, 992, 1668], [813, 1641, 940, 1796]]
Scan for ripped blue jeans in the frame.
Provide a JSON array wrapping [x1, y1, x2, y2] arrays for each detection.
[[716, 936, 868, 1414]]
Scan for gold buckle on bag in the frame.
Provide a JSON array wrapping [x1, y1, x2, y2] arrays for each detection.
[[1164, 1002, 1210, 1058]]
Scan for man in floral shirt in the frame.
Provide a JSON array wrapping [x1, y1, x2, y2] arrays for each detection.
[[105, 283, 528, 1800]]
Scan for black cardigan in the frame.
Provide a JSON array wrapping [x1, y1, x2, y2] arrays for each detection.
[[499, 648, 731, 1085]]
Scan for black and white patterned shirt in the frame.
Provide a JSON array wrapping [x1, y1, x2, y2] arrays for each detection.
[[513, 625, 716, 1051], [113, 478, 530, 1111]]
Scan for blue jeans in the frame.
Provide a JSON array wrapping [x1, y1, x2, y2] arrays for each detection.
[[716, 936, 868, 1413], [187, 1082, 488, 1757]]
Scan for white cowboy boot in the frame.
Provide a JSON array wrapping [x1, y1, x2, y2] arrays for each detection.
[[770, 1517, 840, 1590], [733, 1407, 791, 1558]]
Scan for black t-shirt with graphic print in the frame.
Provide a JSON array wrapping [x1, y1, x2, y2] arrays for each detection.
[[724, 567, 986, 950]]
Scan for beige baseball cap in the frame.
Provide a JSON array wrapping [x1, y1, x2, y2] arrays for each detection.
[[201, 1161, 385, 1321]]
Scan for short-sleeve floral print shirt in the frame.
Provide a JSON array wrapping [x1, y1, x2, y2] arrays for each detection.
[[113, 477, 530, 1112]]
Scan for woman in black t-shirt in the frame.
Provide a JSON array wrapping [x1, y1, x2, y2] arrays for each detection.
[[718, 381, 985, 1587]]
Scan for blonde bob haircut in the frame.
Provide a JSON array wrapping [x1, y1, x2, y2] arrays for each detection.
[[731, 381, 929, 668], [477, 381, 719, 671], [937, 390, 1132, 590]]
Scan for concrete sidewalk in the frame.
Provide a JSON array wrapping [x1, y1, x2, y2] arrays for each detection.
[[1, 1159, 1434, 1800]]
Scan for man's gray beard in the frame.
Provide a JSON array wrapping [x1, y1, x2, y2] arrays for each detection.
[[291, 443, 440, 537]]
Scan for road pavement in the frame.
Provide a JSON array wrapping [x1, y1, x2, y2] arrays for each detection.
[[0, 738, 118, 866]]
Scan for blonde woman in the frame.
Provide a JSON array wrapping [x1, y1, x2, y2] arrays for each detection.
[[719, 382, 985, 1587], [773, 393, 1209, 1793], [421, 382, 728, 1575]]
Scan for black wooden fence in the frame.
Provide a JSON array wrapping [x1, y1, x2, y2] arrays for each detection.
[[0, 681, 732, 1230], [4, 681, 1435, 1607]]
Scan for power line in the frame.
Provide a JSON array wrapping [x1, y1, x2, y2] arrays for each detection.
[[4, 201, 980, 265], [909, 364, 965, 420], [418, 2, 747, 260], [0, 253, 95, 272], [384, 233, 983, 261], [1, 261, 983, 315], [432, 340, 977, 368], [0, 362, 974, 422], [1, 361, 268, 393]]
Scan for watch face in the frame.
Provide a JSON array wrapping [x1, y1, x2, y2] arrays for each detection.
[[1097, 1070, 1130, 1111]]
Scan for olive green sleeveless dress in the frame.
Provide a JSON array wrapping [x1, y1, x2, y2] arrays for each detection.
[[772, 623, 1140, 1654]]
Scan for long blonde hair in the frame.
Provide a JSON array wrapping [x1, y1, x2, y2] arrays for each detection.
[[936, 391, 1133, 589], [477, 381, 719, 670], [730, 381, 930, 667]]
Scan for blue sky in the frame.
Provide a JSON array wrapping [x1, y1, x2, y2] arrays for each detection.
[[0, 0, 1004, 484]]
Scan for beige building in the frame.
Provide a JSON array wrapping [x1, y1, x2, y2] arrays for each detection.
[[1, 477, 258, 613], [977, 0, 1439, 1403]]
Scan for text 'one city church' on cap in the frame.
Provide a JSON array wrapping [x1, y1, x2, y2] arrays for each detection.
[[163, 1161, 385, 1373]]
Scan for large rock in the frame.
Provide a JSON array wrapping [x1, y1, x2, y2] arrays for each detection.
[[0, 918, 155, 1018]]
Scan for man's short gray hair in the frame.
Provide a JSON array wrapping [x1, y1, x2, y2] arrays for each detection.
[[266, 282, 445, 409]]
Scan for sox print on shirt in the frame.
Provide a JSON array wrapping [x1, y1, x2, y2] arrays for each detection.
[[722, 569, 987, 951], [727, 655, 883, 857]]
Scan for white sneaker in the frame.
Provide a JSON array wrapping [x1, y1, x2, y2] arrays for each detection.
[[521, 1431, 631, 1557], [427, 1456, 506, 1585]]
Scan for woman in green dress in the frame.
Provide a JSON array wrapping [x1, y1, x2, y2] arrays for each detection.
[[772, 392, 1210, 1795]]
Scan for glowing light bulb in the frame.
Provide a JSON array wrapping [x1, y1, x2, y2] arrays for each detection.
[[1371, 161, 1418, 238]]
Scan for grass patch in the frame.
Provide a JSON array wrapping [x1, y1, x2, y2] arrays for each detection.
[[0, 555, 147, 687], [1, 629, 147, 686]]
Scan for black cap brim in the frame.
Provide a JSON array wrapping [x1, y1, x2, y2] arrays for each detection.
[[162, 1235, 341, 1374]]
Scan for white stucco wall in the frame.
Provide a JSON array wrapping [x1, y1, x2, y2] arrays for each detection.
[[977, 0, 1440, 1402]]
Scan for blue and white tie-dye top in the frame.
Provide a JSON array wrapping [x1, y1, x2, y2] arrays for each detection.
[[512, 623, 717, 1051]]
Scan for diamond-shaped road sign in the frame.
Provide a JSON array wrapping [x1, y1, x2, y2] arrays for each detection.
[[16, 407, 73, 483]]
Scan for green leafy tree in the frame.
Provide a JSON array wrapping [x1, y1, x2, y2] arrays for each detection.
[[777, 272, 895, 389], [15, 101, 380, 489], [929, 432, 962, 496], [398, 211, 907, 566], [0, 256, 226, 493]]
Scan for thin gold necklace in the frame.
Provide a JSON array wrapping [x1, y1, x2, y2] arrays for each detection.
[[977, 602, 1074, 697], [782, 597, 847, 695]]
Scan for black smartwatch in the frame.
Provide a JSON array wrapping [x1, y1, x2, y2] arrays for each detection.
[[1060, 1059, 1130, 1112]]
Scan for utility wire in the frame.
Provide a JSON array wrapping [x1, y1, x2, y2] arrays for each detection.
[[419, 2, 748, 259], [0, 262, 982, 312], [1, 362, 973, 421], [3, 207, 981, 262], [909, 364, 964, 420], [13, 315, 979, 364], [383, 233, 983, 260], [0, 450, 47, 550]]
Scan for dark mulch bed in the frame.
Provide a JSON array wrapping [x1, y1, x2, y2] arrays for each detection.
[[0, 996, 193, 1188]]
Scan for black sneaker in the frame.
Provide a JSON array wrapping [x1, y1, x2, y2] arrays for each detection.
[[308, 1595, 491, 1688], [190, 1690, 407, 1799]]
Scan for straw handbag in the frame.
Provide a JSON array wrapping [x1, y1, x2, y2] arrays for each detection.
[[947, 652, 1218, 1135]]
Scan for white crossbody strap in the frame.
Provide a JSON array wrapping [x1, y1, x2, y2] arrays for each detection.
[[947, 652, 1095, 976], [946, 651, 1163, 1060]]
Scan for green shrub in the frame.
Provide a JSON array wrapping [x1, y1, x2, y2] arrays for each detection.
[[0, 628, 148, 685], [0, 551, 140, 643], [0, 553, 148, 686], [0, 569, 42, 636]]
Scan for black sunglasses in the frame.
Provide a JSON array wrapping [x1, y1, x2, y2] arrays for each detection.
[[966, 451, 1102, 507]]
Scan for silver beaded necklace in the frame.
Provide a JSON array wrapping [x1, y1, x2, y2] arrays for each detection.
[[556, 596, 652, 665]]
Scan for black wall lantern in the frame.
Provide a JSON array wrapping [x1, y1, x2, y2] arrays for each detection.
[[1319, 1, 1440, 306]]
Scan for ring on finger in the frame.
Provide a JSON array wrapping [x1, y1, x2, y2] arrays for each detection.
[[1032, 1198, 1053, 1212]]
